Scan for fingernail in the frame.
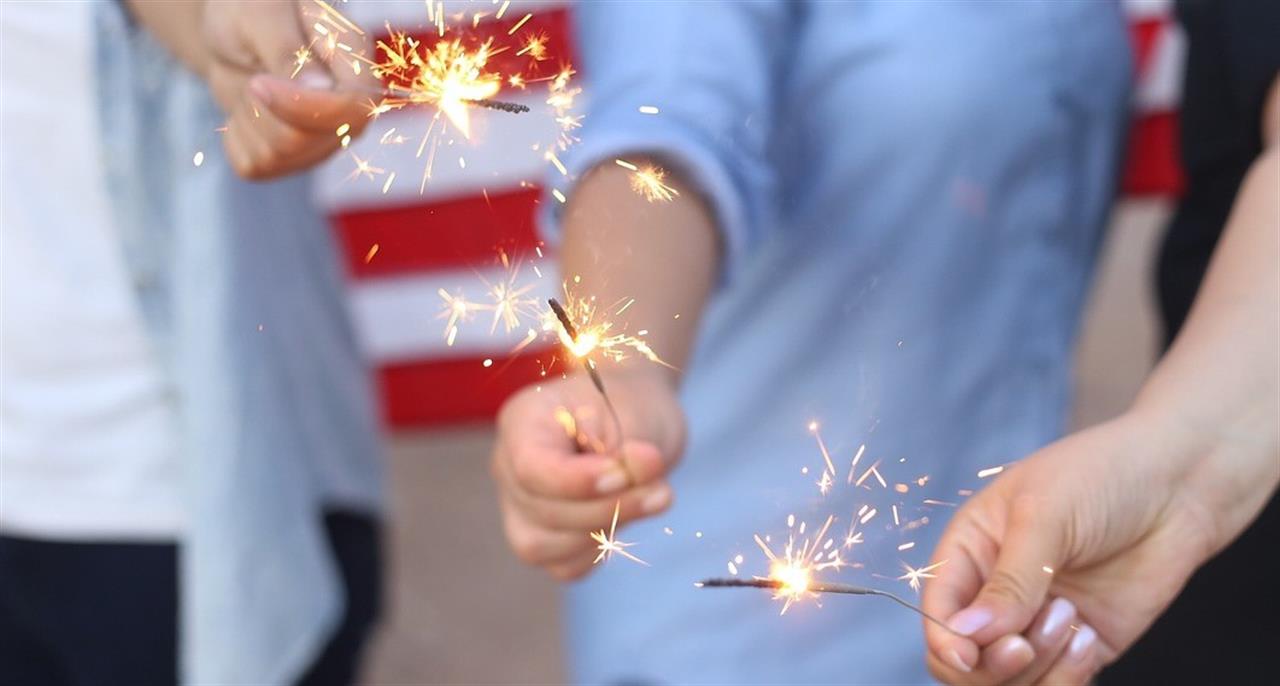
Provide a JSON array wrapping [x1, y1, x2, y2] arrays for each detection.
[[1068, 624, 1097, 660], [595, 471, 628, 495], [641, 486, 672, 514], [947, 607, 993, 636], [298, 70, 334, 91], [248, 76, 273, 106], [998, 635, 1034, 663], [946, 648, 973, 673], [1041, 597, 1075, 639]]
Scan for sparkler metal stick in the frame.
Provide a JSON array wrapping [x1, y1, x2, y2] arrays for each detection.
[[358, 84, 531, 114], [548, 298, 631, 485], [696, 577, 964, 636]]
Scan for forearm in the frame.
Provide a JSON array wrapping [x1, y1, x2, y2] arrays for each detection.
[[560, 159, 721, 383], [125, 0, 210, 78], [1131, 145, 1280, 553]]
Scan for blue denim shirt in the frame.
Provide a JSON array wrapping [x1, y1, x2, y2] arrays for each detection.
[[93, 6, 384, 683], [545, 2, 1132, 683]]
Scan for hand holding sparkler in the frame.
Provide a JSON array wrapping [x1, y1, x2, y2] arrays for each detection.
[[199, 0, 379, 179], [492, 366, 684, 581]]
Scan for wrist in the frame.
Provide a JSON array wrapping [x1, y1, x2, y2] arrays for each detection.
[[1120, 400, 1280, 564]]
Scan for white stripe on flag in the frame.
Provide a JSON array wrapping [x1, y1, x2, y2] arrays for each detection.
[[349, 261, 561, 363]]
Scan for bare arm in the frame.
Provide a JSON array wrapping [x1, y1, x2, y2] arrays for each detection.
[[560, 159, 721, 380], [124, 1, 210, 77]]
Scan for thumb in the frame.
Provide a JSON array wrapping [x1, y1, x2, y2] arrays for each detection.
[[947, 494, 1064, 644]]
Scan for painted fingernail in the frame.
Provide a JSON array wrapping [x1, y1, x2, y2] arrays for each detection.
[[642, 485, 672, 514], [947, 607, 994, 636], [946, 648, 973, 673], [595, 471, 628, 495], [1068, 624, 1097, 660], [1041, 597, 1075, 639], [297, 70, 334, 91]]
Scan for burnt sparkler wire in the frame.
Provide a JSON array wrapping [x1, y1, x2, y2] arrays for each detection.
[[353, 84, 531, 114], [696, 578, 964, 637], [548, 298, 633, 486]]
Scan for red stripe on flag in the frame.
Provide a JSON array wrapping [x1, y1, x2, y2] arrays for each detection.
[[373, 6, 578, 101], [334, 187, 544, 278], [378, 349, 554, 427], [1128, 17, 1166, 78], [1121, 111, 1184, 197]]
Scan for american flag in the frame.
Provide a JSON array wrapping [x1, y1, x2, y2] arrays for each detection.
[[315, 0, 1185, 429]]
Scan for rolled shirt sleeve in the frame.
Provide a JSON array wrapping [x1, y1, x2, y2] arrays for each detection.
[[540, 0, 791, 284]]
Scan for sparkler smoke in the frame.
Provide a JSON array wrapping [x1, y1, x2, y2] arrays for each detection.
[[548, 298, 631, 484], [696, 578, 963, 636]]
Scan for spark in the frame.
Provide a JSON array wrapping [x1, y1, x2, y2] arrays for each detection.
[[437, 288, 479, 345], [638, 105, 659, 114], [517, 32, 549, 61], [364, 244, 379, 263], [373, 33, 502, 139], [615, 160, 679, 202], [590, 500, 648, 566], [846, 443, 867, 484], [1043, 565, 1055, 574], [192, 151, 204, 167], [345, 152, 385, 182], [506, 13, 533, 35], [897, 559, 948, 593], [808, 422, 838, 495], [977, 465, 1005, 479]]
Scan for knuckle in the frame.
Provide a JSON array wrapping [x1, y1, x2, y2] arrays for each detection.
[[508, 532, 543, 565], [985, 568, 1035, 608]]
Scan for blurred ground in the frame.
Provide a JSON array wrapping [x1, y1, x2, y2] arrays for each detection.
[[360, 201, 1169, 684]]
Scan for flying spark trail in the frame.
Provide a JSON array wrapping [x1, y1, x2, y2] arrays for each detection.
[[696, 578, 962, 635], [897, 559, 948, 593], [614, 159, 679, 202], [591, 500, 648, 567]]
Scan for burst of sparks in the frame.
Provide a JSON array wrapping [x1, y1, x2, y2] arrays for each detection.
[[372, 33, 502, 140], [545, 288, 669, 368], [752, 514, 841, 614], [897, 559, 948, 593], [590, 500, 648, 566]]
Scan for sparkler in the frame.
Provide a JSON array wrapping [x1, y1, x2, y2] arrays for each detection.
[[547, 298, 629, 476], [696, 578, 962, 636]]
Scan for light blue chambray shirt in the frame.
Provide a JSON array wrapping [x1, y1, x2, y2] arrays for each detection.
[[546, 2, 1132, 684], [93, 5, 384, 684]]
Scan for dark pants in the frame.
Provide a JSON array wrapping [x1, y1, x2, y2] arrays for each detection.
[[0, 511, 381, 686]]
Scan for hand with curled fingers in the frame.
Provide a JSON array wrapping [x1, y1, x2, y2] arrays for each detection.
[[922, 415, 1219, 686], [201, 0, 379, 179], [492, 367, 685, 581]]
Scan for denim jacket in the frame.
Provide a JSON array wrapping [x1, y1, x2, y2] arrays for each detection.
[[94, 5, 385, 683]]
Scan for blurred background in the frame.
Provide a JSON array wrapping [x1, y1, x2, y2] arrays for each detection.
[[332, 1, 1185, 682]]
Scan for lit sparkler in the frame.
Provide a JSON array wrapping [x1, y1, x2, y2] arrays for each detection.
[[696, 578, 961, 635]]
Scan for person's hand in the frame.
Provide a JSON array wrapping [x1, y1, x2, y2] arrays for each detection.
[[921, 413, 1220, 685], [202, 0, 377, 179], [492, 366, 684, 580]]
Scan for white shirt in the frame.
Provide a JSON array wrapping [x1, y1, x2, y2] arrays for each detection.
[[0, 2, 182, 540]]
